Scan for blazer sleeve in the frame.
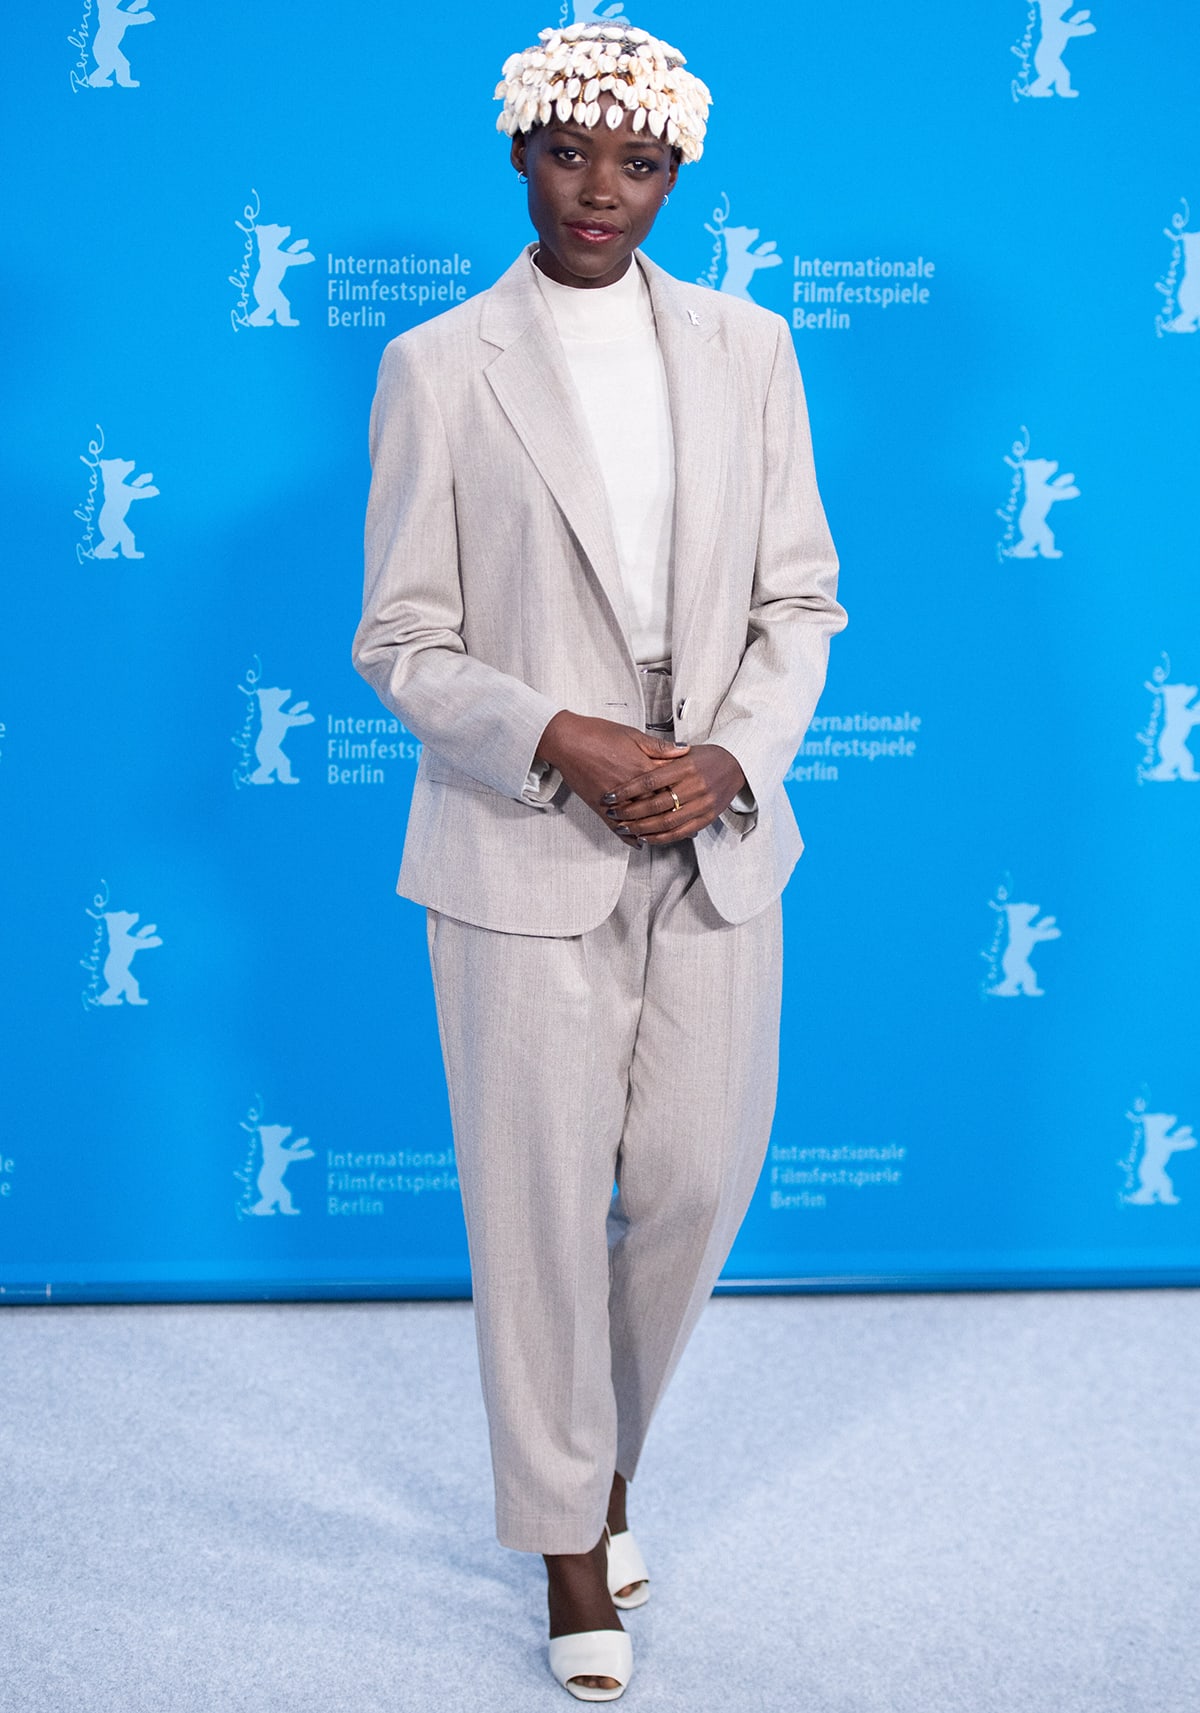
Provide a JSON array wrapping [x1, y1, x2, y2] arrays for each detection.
[[707, 317, 847, 813], [352, 338, 563, 803]]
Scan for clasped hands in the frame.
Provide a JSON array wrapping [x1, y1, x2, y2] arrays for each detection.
[[535, 711, 747, 847]]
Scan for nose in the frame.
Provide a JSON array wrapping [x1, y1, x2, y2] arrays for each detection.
[[580, 160, 620, 208]]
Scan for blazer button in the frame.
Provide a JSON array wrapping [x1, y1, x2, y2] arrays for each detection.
[[676, 697, 688, 718]]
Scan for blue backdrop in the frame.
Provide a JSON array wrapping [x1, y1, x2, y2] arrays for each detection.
[[4, 2, 1199, 1301]]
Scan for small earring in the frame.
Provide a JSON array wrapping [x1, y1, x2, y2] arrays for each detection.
[[518, 172, 528, 183], [662, 194, 670, 206]]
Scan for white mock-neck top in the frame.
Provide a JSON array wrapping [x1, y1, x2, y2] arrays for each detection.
[[532, 253, 675, 664]]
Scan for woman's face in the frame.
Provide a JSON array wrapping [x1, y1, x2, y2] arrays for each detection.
[[510, 93, 680, 289]]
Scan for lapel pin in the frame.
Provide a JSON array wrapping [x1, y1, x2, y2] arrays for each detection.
[[686, 309, 700, 326]]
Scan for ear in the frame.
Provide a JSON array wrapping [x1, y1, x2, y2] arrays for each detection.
[[666, 155, 680, 196], [510, 133, 528, 178]]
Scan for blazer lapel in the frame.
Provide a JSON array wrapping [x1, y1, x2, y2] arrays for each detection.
[[481, 251, 632, 646], [639, 252, 731, 673]]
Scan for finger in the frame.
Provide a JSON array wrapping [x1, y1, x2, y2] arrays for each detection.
[[639, 802, 717, 842], [603, 760, 694, 808], [612, 784, 694, 825], [633, 734, 689, 759], [612, 799, 709, 838], [607, 767, 701, 817], [594, 806, 644, 846], [613, 770, 699, 809], [606, 820, 644, 848], [642, 812, 707, 843], [624, 813, 701, 840]]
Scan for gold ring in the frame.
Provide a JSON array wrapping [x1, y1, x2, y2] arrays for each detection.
[[669, 789, 682, 813]]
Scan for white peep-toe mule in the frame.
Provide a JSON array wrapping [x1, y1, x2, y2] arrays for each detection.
[[548, 1630, 634, 1702], [606, 1528, 650, 1610]]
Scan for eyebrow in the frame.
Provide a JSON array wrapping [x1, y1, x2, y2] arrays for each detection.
[[543, 124, 668, 152]]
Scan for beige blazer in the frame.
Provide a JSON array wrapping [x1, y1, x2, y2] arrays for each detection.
[[353, 245, 846, 935]]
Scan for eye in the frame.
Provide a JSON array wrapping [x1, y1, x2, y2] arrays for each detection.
[[551, 146, 584, 163], [624, 158, 659, 175]]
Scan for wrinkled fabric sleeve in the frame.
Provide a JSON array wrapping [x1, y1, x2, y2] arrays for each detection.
[[352, 338, 563, 804], [707, 317, 847, 820]]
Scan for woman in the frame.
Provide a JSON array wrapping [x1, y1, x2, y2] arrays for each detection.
[[353, 22, 846, 1701]]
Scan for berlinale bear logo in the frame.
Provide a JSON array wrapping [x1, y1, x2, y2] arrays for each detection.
[[93, 457, 159, 558], [70, 0, 156, 94], [230, 192, 315, 331], [982, 880, 1061, 998], [246, 1125, 314, 1216], [996, 428, 1080, 561], [96, 910, 162, 1004], [1122, 1099, 1196, 1207], [75, 428, 159, 564], [81, 883, 163, 1009], [1008, 457, 1080, 558], [1011, 3, 1096, 101], [1156, 201, 1199, 336], [236, 1098, 314, 1218], [247, 224, 315, 327], [250, 687, 315, 784], [560, 1, 629, 22], [232, 658, 315, 787], [698, 193, 782, 304], [1138, 655, 1200, 783]]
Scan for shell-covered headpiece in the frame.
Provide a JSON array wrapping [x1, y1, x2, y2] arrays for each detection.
[[494, 23, 711, 165]]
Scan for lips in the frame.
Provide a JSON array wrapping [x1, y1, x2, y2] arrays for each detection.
[[564, 220, 622, 243]]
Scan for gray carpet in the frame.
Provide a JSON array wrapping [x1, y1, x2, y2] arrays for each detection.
[[2, 1290, 1198, 1712]]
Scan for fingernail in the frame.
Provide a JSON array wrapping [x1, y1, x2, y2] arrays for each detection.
[[602, 792, 617, 804], [604, 807, 617, 818]]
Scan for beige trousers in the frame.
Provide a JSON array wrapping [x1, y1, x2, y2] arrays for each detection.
[[426, 667, 783, 1553]]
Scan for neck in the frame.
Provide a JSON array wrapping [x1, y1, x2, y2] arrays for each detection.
[[532, 246, 634, 291]]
